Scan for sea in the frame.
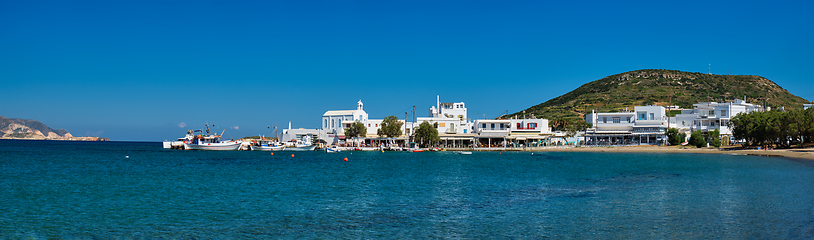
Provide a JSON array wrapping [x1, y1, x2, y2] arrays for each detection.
[[1, 139, 814, 239]]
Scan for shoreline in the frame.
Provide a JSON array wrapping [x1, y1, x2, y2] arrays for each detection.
[[514, 146, 814, 161]]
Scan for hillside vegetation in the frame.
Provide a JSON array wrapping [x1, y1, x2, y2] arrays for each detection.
[[510, 69, 810, 121]]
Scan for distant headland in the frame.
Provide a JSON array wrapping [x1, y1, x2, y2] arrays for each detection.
[[0, 116, 108, 141]]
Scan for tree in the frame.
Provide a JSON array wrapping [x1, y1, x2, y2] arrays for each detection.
[[377, 115, 403, 138], [666, 128, 686, 145], [563, 119, 590, 137], [415, 121, 440, 148], [707, 129, 721, 148], [343, 120, 367, 139], [689, 131, 706, 148]]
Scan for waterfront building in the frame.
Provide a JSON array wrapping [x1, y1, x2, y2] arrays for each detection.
[[281, 96, 553, 149], [805, 104, 813, 110], [585, 106, 666, 145], [416, 96, 472, 134], [280, 127, 323, 145], [473, 118, 551, 148], [583, 99, 765, 146], [670, 99, 764, 144]]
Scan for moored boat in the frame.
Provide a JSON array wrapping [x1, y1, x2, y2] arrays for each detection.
[[283, 135, 316, 151], [249, 138, 286, 151], [250, 145, 286, 151], [183, 124, 241, 151], [287, 145, 317, 151]]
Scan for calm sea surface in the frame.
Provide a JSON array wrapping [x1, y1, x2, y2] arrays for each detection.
[[1, 140, 814, 239]]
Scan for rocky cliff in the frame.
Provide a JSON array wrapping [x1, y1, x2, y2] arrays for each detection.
[[0, 116, 73, 139]]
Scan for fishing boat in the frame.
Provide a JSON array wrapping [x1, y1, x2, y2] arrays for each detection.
[[250, 144, 286, 151], [325, 147, 341, 153], [284, 135, 316, 151], [250, 126, 286, 151], [183, 124, 241, 151], [163, 130, 194, 149], [287, 145, 317, 151], [455, 151, 472, 155]]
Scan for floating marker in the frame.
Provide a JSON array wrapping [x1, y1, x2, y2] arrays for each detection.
[[125, 156, 129, 158], [270, 152, 274, 156], [291, 154, 295, 157], [344, 157, 348, 161]]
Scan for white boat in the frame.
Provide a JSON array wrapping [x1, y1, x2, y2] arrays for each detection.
[[250, 145, 286, 151], [286, 145, 317, 151], [325, 147, 341, 153], [163, 134, 191, 149], [185, 141, 241, 151], [183, 124, 241, 151], [249, 139, 286, 151], [455, 151, 473, 155], [284, 135, 316, 151]]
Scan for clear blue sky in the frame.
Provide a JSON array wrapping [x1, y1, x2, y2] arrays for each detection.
[[2, 0, 812, 141]]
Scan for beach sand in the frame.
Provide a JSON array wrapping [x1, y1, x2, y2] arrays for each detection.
[[528, 145, 814, 161]]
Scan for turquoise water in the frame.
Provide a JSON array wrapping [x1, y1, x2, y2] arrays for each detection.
[[2, 140, 814, 238]]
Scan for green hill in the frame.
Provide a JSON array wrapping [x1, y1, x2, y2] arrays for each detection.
[[509, 69, 811, 121]]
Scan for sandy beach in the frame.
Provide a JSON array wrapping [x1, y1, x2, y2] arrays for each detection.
[[527, 145, 814, 161]]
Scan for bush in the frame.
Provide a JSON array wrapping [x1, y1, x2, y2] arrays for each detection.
[[707, 129, 721, 148], [689, 131, 706, 148], [666, 128, 686, 145]]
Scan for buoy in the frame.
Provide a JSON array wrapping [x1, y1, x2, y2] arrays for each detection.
[[270, 152, 274, 156], [291, 154, 295, 157], [125, 156, 129, 158], [344, 157, 348, 161]]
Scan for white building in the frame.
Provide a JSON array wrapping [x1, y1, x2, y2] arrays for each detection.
[[322, 100, 368, 136], [670, 99, 763, 144], [804, 104, 813, 110], [415, 96, 473, 134], [585, 106, 667, 145], [472, 117, 551, 148]]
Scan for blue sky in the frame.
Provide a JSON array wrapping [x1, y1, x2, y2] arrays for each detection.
[[2, 0, 812, 141]]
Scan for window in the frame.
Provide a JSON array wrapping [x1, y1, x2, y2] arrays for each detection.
[[482, 123, 487, 128], [612, 117, 621, 123], [499, 123, 504, 129], [638, 112, 646, 120], [491, 123, 495, 129], [603, 117, 607, 123], [368, 124, 371, 127], [517, 123, 522, 129], [527, 123, 537, 129], [375, 124, 378, 127], [649, 113, 655, 120], [439, 123, 445, 127], [721, 110, 727, 117], [626, 117, 631, 123]]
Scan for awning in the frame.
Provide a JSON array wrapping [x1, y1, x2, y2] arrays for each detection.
[[477, 132, 509, 137]]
